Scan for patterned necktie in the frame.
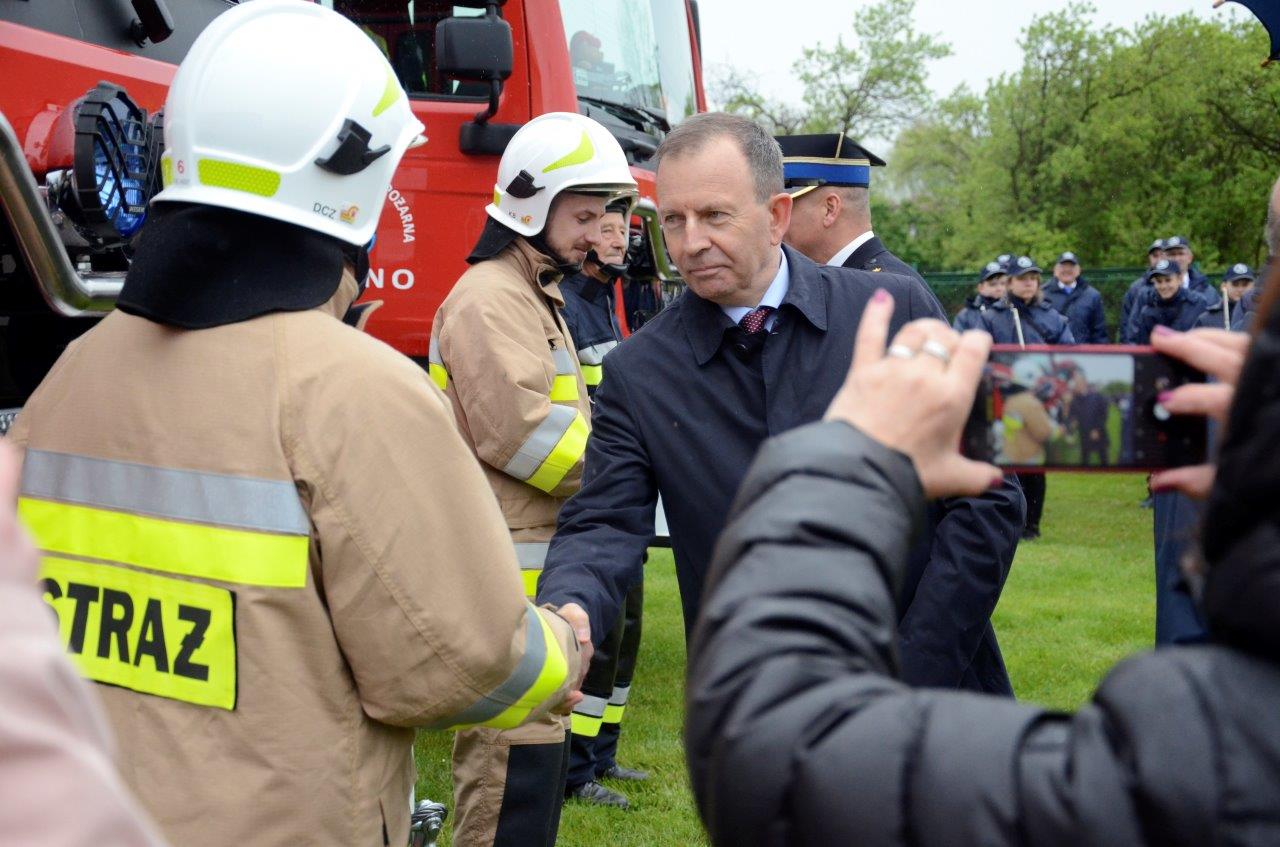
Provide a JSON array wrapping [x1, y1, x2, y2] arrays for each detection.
[[738, 305, 775, 335]]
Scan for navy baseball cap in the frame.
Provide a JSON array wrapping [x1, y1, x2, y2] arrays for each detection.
[[980, 261, 1007, 281], [1146, 258, 1179, 282], [1224, 263, 1255, 283], [1164, 235, 1192, 252], [1010, 255, 1042, 276], [1056, 251, 1079, 265], [1148, 239, 1165, 255]]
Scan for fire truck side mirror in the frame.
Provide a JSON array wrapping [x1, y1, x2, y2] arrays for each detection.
[[129, 0, 175, 47], [435, 15, 513, 85], [438, 6, 517, 155]]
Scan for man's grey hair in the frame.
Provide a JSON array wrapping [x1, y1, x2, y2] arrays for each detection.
[[654, 112, 784, 202]]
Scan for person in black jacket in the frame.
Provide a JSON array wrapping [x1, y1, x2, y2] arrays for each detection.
[[1119, 239, 1166, 343], [980, 257, 1075, 346], [687, 294, 1279, 846], [1197, 264, 1255, 331], [557, 201, 648, 808], [952, 260, 1008, 331], [1127, 259, 1208, 344], [1163, 235, 1214, 303], [1043, 251, 1108, 342], [539, 113, 1025, 698]]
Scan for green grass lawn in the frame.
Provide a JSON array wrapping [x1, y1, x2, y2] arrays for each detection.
[[414, 472, 1156, 845]]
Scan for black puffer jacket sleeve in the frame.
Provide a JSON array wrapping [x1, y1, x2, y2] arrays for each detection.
[[686, 421, 1152, 847]]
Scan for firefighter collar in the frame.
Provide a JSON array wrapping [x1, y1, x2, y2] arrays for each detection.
[[118, 203, 349, 330]]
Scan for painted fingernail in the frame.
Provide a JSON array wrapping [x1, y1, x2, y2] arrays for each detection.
[[872, 288, 890, 303], [1153, 325, 1175, 336], [1157, 391, 1174, 405]]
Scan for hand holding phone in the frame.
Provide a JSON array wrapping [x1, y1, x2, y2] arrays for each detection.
[[962, 345, 1209, 472]]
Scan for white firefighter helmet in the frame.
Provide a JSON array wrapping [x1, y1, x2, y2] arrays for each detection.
[[153, 0, 426, 246], [487, 112, 638, 237]]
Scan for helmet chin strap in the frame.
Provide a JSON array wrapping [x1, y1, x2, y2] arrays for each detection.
[[585, 249, 629, 280], [526, 231, 582, 276]]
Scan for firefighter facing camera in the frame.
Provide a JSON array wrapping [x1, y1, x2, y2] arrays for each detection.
[[9, 3, 586, 846], [429, 112, 637, 846]]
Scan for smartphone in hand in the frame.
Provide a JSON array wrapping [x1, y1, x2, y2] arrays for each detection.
[[962, 345, 1208, 472]]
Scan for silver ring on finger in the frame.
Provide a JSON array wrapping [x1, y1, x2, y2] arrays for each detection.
[[921, 339, 952, 366], [887, 344, 917, 360]]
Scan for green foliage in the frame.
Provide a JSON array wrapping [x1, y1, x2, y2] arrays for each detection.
[[882, 5, 1280, 271], [711, 0, 948, 138], [794, 0, 950, 138]]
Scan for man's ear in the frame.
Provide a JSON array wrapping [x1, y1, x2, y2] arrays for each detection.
[[767, 192, 794, 246], [824, 191, 842, 229]]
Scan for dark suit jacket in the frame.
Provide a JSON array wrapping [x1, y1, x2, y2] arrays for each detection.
[[538, 245, 1024, 692]]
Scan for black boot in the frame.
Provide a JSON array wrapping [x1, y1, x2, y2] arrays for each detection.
[[566, 780, 630, 809]]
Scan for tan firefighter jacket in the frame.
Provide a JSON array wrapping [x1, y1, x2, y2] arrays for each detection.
[[8, 268, 581, 847], [429, 240, 592, 596]]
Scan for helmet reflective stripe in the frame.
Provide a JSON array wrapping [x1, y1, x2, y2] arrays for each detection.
[[488, 112, 638, 236], [153, 0, 425, 246]]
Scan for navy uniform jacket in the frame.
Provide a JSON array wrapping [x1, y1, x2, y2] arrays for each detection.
[[1119, 276, 1149, 344], [1196, 296, 1241, 332], [1232, 285, 1262, 332], [559, 272, 624, 398], [840, 234, 923, 283], [980, 299, 1076, 345], [953, 294, 999, 331], [539, 245, 1025, 694], [1127, 288, 1207, 344], [1043, 279, 1108, 343]]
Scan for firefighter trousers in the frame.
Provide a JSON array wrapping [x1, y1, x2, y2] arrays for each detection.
[[451, 715, 570, 847], [567, 577, 644, 788]]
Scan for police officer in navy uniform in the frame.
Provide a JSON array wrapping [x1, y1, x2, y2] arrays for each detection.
[[954, 260, 1010, 331], [980, 257, 1075, 346], [1120, 240, 1166, 343], [1197, 264, 1255, 331], [1162, 235, 1214, 304], [1126, 259, 1208, 344], [774, 133, 925, 284], [1043, 251, 1108, 343]]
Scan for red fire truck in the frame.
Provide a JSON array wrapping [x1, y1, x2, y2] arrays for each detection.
[[0, 0, 704, 408]]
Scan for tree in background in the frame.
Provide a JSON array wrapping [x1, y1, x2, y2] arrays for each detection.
[[709, 0, 949, 138], [880, 4, 1280, 272]]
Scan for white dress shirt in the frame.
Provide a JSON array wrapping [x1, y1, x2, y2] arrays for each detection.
[[826, 230, 876, 267]]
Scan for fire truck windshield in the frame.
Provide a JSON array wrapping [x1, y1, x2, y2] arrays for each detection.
[[560, 0, 698, 130]]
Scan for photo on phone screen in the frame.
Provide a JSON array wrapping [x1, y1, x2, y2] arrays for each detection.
[[962, 345, 1209, 472]]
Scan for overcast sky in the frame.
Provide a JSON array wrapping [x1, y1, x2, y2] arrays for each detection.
[[698, 0, 1237, 107]]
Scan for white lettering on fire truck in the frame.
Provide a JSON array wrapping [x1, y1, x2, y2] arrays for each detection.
[[366, 268, 415, 291], [387, 188, 416, 244]]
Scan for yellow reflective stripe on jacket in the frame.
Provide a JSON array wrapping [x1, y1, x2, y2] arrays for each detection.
[[516, 542, 548, 599], [428, 336, 448, 391], [426, 604, 569, 730], [570, 693, 608, 738], [603, 683, 630, 724], [580, 364, 603, 387], [502, 405, 589, 493], [41, 557, 237, 710], [549, 346, 580, 403], [18, 450, 310, 589]]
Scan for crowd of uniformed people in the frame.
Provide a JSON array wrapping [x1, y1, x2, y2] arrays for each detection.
[[4, 2, 1280, 846]]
